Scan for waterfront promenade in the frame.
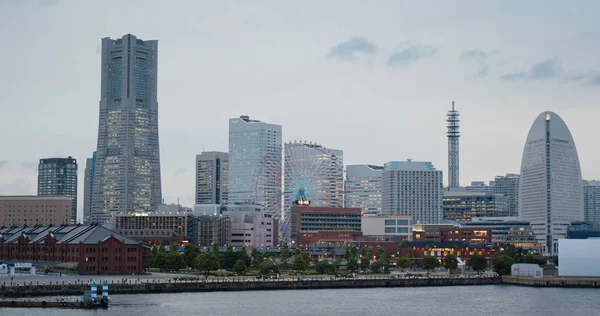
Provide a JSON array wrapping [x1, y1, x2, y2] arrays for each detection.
[[0, 275, 500, 298]]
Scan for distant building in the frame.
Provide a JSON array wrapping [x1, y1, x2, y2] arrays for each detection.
[[83, 152, 96, 224], [463, 217, 539, 250], [465, 181, 495, 193], [519, 111, 584, 255], [196, 214, 231, 246], [583, 180, 600, 222], [412, 225, 492, 244], [512, 263, 543, 278], [0, 196, 72, 227], [344, 164, 383, 214], [228, 115, 282, 210], [493, 174, 520, 217], [37, 157, 78, 223], [381, 160, 443, 224], [290, 206, 362, 246], [115, 211, 190, 243], [222, 209, 277, 248], [443, 190, 509, 222], [195, 151, 228, 205], [0, 224, 143, 275], [567, 221, 600, 239], [361, 215, 412, 241]]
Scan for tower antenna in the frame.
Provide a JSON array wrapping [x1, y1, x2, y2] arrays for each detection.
[[447, 101, 460, 188]]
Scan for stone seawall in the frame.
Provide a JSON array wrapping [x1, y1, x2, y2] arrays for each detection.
[[502, 276, 600, 288], [0, 277, 501, 298]]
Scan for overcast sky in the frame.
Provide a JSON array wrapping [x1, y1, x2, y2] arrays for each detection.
[[1, 0, 600, 219]]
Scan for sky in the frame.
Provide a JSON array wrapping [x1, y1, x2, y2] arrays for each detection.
[[1, 0, 600, 221]]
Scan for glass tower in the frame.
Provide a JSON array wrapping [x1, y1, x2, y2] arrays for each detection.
[[38, 157, 78, 223], [195, 151, 229, 205], [345, 164, 383, 215], [519, 111, 583, 255], [92, 34, 162, 224]]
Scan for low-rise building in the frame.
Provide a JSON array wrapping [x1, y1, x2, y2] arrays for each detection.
[[361, 215, 412, 241], [567, 221, 600, 239], [511, 263, 543, 278], [0, 224, 143, 275], [0, 196, 72, 227], [463, 217, 540, 250], [443, 190, 509, 222], [115, 211, 190, 243], [196, 214, 231, 246], [290, 206, 362, 246], [222, 210, 277, 248]]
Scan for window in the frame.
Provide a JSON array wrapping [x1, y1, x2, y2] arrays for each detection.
[[385, 220, 396, 225], [396, 220, 409, 226], [385, 227, 396, 233]]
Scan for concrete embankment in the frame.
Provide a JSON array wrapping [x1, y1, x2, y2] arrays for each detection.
[[502, 276, 600, 288], [0, 277, 500, 298]]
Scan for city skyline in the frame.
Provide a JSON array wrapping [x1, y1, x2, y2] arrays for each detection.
[[2, 1, 600, 215]]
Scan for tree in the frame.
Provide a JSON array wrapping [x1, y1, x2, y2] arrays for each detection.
[[328, 248, 336, 261], [552, 255, 558, 266], [233, 259, 247, 275], [259, 258, 279, 275], [154, 251, 168, 271], [347, 258, 359, 273], [444, 253, 459, 271], [397, 257, 410, 270], [366, 247, 374, 262], [211, 243, 220, 254], [316, 260, 334, 274], [183, 245, 200, 268], [345, 245, 358, 262], [238, 246, 251, 267], [422, 255, 439, 276], [279, 243, 290, 269], [251, 248, 263, 268], [359, 256, 370, 271], [523, 254, 547, 265], [370, 259, 388, 273], [223, 245, 237, 269], [166, 251, 185, 271], [468, 253, 487, 273], [492, 254, 514, 276], [292, 255, 308, 272], [195, 252, 220, 275], [377, 247, 385, 260]]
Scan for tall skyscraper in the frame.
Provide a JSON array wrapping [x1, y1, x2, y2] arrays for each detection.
[[583, 180, 600, 222], [83, 152, 96, 224], [37, 157, 78, 223], [345, 164, 383, 214], [228, 115, 282, 209], [494, 173, 520, 217], [92, 34, 162, 224], [382, 160, 443, 224], [446, 101, 460, 188], [195, 151, 228, 205], [281, 142, 343, 240], [519, 111, 583, 255]]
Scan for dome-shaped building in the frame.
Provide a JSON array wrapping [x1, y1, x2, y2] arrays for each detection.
[[519, 111, 584, 255]]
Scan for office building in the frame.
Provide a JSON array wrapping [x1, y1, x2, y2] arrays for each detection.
[[228, 115, 282, 214], [92, 34, 162, 224], [465, 181, 495, 193], [0, 196, 72, 227], [443, 190, 509, 222], [290, 206, 362, 246], [493, 174, 520, 217], [463, 217, 539, 250], [361, 215, 412, 241], [222, 209, 278, 248], [83, 152, 96, 224], [196, 214, 231, 246], [37, 157, 77, 223], [345, 164, 383, 214], [381, 160, 444, 224], [567, 221, 600, 239], [583, 180, 600, 222], [195, 151, 228, 205], [115, 211, 190, 243], [519, 111, 583, 255]]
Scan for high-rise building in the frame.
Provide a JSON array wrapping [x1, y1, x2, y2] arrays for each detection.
[[447, 101, 460, 188], [345, 164, 383, 214], [195, 151, 228, 205], [228, 115, 282, 210], [282, 142, 343, 240], [381, 160, 444, 224], [92, 34, 162, 224], [83, 152, 96, 224], [583, 180, 600, 222], [37, 157, 78, 223], [494, 173, 520, 217], [519, 111, 583, 255]]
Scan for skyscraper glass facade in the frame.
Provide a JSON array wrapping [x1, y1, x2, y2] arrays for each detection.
[[37, 157, 78, 223]]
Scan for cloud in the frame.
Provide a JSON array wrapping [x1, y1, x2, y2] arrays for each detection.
[[473, 66, 489, 78], [501, 59, 563, 81], [0, 161, 8, 169], [461, 49, 488, 61], [21, 161, 38, 171], [586, 74, 600, 85], [386, 43, 436, 67], [327, 36, 378, 61]]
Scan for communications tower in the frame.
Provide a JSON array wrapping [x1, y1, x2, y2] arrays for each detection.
[[447, 101, 460, 188]]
